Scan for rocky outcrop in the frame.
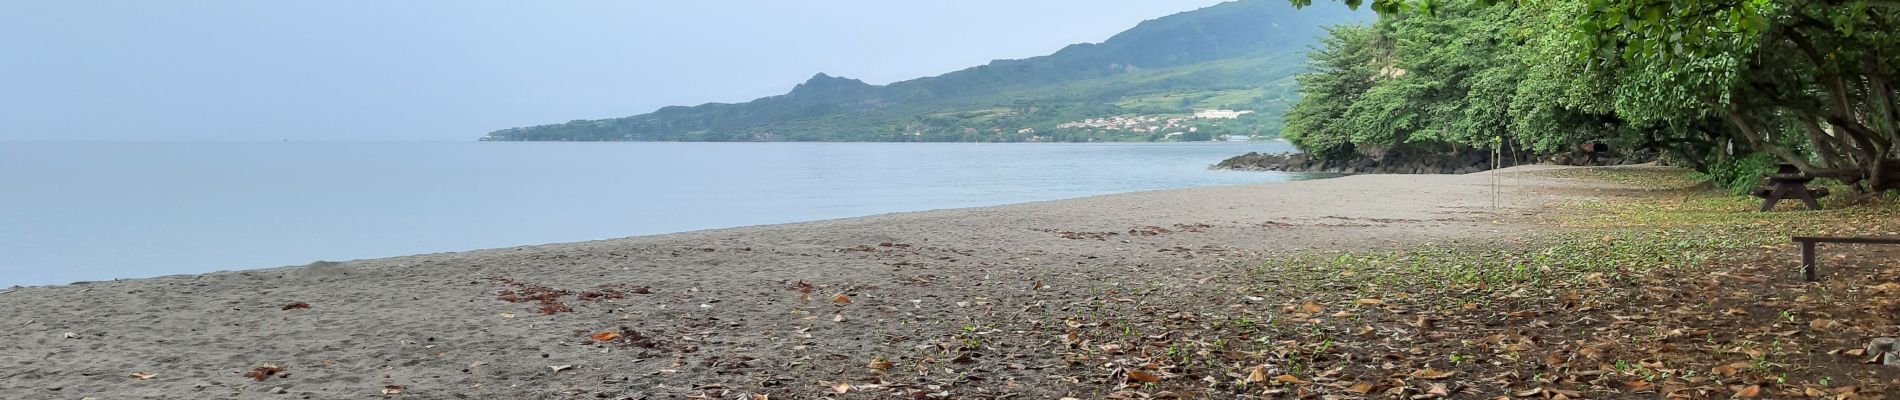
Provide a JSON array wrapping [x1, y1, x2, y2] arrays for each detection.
[[1212, 151, 1507, 174]]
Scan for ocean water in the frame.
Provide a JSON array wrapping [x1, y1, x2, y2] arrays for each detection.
[[0, 141, 1320, 286]]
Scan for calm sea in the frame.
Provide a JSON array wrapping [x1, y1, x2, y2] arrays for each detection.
[[0, 141, 1319, 286]]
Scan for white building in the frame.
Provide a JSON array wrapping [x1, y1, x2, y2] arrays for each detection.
[[1193, 109, 1255, 119]]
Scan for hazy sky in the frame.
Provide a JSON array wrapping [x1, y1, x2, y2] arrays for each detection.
[[0, 1, 1238, 142]]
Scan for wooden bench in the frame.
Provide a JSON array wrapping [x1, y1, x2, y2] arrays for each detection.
[[1793, 236, 1900, 281]]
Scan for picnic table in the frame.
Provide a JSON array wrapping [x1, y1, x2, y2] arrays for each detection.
[[1753, 163, 1828, 211]]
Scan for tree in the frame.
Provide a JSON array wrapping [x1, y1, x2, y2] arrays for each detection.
[[1282, 0, 1619, 166], [1581, 0, 1900, 193], [1295, 0, 1900, 194]]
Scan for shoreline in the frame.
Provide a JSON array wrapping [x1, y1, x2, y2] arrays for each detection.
[[13, 168, 1329, 290], [1, 141, 1300, 288], [0, 165, 1607, 398]]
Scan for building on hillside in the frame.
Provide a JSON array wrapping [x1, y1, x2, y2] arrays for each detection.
[[1193, 109, 1254, 119]]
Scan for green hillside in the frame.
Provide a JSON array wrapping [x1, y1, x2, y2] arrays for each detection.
[[484, 0, 1369, 142]]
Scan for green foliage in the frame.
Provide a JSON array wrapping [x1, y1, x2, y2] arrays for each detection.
[[1296, 0, 1900, 193], [1283, 0, 1621, 162], [1282, 25, 1379, 160], [1696, 153, 1778, 196]]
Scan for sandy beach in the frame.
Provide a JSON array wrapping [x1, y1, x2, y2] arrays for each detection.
[[0, 166, 1603, 399]]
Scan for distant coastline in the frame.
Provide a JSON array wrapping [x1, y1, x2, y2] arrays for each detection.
[[483, 0, 1370, 143]]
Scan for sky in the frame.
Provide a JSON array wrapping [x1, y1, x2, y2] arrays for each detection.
[[0, 1, 1235, 142]]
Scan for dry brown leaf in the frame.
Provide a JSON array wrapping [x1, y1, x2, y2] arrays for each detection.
[[241, 365, 284, 382], [381, 385, 405, 395], [1245, 365, 1269, 383], [1355, 298, 1385, 306], [1127, 369, 1162, 383], [832, 294, 852, 304], [1345, 381, 1374, 394], [1733, 384, 1762, 398], [1712, 362, 1745, 376], [1410, 368, 1455, 379], [832, 382, 851, 394], [281, 302, 311, 310], [590, 332, 621, 341], [1300, 300, 1324, 313], [868, 358, 893, 371], [1809, 319, 1841, 331], [129, 372, 156, 380], [1273, 374, 1307, 384]]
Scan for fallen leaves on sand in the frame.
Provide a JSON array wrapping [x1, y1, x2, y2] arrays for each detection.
[[242, 365, 285, 382], [590, 332, 621, 341], [1034, 228, 1119, 240], [381, 385, 405, 395], [537, 302, 572, 315], [493, 280, 642, 315], [576, 289, 626, 301], [281, 302, 310, 310], [494, 278, 573, 315], [403, 180, 1900, 397], [129, 372, 156, 380]]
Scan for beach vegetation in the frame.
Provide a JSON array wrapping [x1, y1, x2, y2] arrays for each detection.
[[1288, 0, 1900, 196]]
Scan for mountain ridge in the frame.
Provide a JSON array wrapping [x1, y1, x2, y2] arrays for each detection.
[[485, 0, 1370, 142]]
